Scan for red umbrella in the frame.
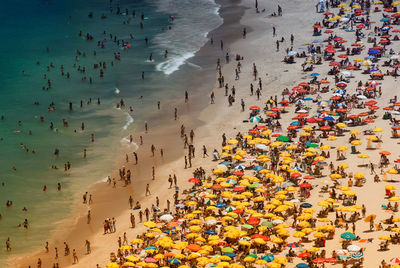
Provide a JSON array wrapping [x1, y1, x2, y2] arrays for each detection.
[[306, 118, 317, 123], [304, 175, 315, 180], [369, 105, 379, 110], [257, 126, 268, 130], [356, 24, 365, 29], [280, 100, 290, 104], [298, 252, 311, 258], [333, 37, 343, 41], [364, 118, 374, 123], [267, 113, 278, 117], [348, 114, 359, 119], [394, 102, 400, 107], [338, 54, 347, 58], [392, 126, 400, 130], [313, 24, 323, 29], [330, 96, 341, 101], [300, 183, 312, 188], [392, 29, 400, 32], [288, 125, 298, 130], [313, 258, 326, 264], [365, 86, 375, 91], [325, 48, 336, 53], [233, 208, 244, 214], [233, 186, 246, 192], [271, 107, 281, 112], [336, 108, 347, 113], [329, 61, 340, 66], [324, 30, 333, 33], [358, 112, 369, 117], [336, 82, 347, 88], [323, 12, 333, 15], [299, 82, 309, 87], [324, 258, 338, 264], [249, 106, 260, 110], [233, 171, 244, 176], [290, 173, 302, 178], [384, 107, 393, 110], [320, 126, 331, 131], [346, 66, 356, 70], [351, 43, 361, 46], [249, 130, 259, 134], [365, 100, 377, 106], [247, 217, 260, 225], [188, 178, 200, 183]]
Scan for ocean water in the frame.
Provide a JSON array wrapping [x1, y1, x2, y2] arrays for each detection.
[[0, 0, 222, 262]]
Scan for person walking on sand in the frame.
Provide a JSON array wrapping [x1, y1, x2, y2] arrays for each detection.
[[168, 175, 173, 188], [146, 184, 151, 196], [185, 90, 189, 102], [134, 152, 138, 164], [203, 145, 208, 158], [85, 240, 91, 254], [72, 249, 78, 264], [152, 166, 155, 180]]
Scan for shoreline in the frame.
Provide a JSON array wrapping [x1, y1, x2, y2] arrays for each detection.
[[8, 0, 248, 267]]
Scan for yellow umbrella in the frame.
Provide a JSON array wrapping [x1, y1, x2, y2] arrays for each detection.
[[387, 169, 398, 175], [144, 221, 157, 228], [274, 256, 288, 265], [386, 184, 396, 190], [327, 136, 337, 141], [320, 145, 331, 150], [293, 231, 306, 238], [354, 172, 365, 179], [337, 146, 348, 151], [336, 123, 347, 128], [373, 128, 383, 133], [350, 130, 361, 135], [351, 140, 362, 146], [228, 139, 238, 145], [339, 163, 349, 169], [378, 235, 391, 241], [330, 173, 342, 179]]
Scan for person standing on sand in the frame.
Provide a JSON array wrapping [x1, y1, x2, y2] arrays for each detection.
[[134, 152, 138, 164], [185, 90, 189, 102], [168, 175, 173, 188], [37, 258, 42, 268], [152, 166, 155, 180], [6, 237, 11, 251], [203, 145, 208, 157], [130, 213, 135, 228], [129, 195, 133, 209], [87, 210, 91, 224], [146, 184, 151, 196]]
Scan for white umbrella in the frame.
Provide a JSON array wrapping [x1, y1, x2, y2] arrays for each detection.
[[297, 110, 308, 113], [288, 51, 297, 56], [256, 144, 268, 150], [340, 71, 352, 77], [205, 219, 217, 225], [357, 95, 367, 100], [216, 164, 228, 171], [272, 219, 284, 225], [159, 214, 174, 222], [347, 245, 361, 252]]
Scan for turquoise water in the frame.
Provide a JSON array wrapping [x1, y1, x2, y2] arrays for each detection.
[[0, 0, 222, 262]]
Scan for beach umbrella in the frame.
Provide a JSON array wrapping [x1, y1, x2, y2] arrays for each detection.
[[262, 254, 275, 262], [160, 214, 174, 222], [341, 232, 356, 240], [144, 221, 157, 228], [391, 258, 400, 264], [310, 73, 320, 77], [347, 245, 361, 252], [168, 259, 181, 265], [296, 263, 309, 268]]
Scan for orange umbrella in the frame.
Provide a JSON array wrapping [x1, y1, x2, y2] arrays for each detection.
[[379, 151, 391, 156]]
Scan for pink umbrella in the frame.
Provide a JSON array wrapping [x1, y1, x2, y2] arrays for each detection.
[[145, 257, 158, 263]]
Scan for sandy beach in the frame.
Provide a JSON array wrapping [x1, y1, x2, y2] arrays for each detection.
[[9, 0, 400, 267]]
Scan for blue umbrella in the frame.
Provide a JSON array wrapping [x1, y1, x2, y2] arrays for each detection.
[[226, 179, 237, 184], [216, 202, 227, 208], [205, 230, 217, 235], [235, 165, 245, 170], [300, 203, 312, 208], [145, 246, 156, 250], [351, 252, 364, 259], [323, 116, 335, 121], [304, 97, 313, 101], [262, 254, 275, 262], [253, 166, 265, 171], [310, 72, 320, 77], [164, 230, 177, 235], [368, 49, 379, 55], [219, 161, 234, 166], [313, 39, 323, 43], [175, 204, 185, 207], [296, 264, 309, 268], [250, 116, 261, 122], [290, 121, 300, 125], [168, 258, 181, 265], [225, 253, 237, 257], [380, 18, 390, 22]]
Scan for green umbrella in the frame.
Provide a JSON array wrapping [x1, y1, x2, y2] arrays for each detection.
[[277, 136, 290, 142], [242, 224, 254, 229], [307, 143, 319, 148], [340, 232, 356, 240], [249, 183, 261, 189], [246, 254, 258, 258], [222, 247, 234, 253], [261, 221, 273, 228]]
